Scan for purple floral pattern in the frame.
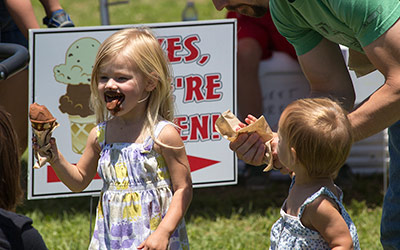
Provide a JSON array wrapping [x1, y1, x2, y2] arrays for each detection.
[[89, 121, 190, 250]]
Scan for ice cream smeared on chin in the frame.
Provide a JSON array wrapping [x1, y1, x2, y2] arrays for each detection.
[[105, 91, 125, 115]]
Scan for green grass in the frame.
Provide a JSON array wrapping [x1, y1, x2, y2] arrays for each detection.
[[23, 1, 385, 249], [31, 0, 225, 28], [17, 171, 385, 249]]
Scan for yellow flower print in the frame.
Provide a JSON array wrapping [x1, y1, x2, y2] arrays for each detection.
[[115, 161, 129, 189], [150, 214, 162, 231], [97, 125, 105, 144], [122, 193, 142, 221], [156, 155, 170, 180], [122, 192, 140, 203], [156, 155, 166, 168], [97, 196, 104, 219], [157, 169, 170, 180]]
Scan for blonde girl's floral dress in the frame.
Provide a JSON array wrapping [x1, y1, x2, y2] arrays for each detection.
[[89, 121, 189, 250]]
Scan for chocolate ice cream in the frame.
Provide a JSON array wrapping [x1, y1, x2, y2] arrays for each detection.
[[29, 103, 57, 131]]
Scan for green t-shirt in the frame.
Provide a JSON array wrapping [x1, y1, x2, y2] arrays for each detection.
[[270, 0, 400, 55]]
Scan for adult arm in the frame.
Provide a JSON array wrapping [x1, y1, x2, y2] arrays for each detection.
[[4, 0, 40, 39], [297, 38, 355, 112], [300, 20, 400, 141], [230, 38, 356, 166], [348, 20, 400, 141]]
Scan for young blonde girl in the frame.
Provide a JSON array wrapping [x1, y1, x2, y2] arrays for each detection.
[[269, 98, 360, 249], [35, 28, 192, 249]]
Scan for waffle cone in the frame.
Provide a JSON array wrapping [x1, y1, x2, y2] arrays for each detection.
[[32, 122, 59, 169], [68, 114, 96, 154]]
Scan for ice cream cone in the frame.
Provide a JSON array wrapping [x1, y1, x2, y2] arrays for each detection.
[[32, 124, 59, 169], [29, 103, 59, 168], [68, 114, 96, 154], [52, 38, 100, 154]]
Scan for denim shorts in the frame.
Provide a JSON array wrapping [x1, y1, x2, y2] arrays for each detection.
[[381, 120, 400, 249]]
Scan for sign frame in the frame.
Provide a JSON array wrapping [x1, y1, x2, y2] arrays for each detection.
[[28, 19, 237, 199]]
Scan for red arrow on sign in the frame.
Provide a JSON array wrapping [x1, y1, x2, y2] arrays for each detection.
[[187, 155, 219, 172], [47, 155, 219, 182], [47, 165, 101, 183]]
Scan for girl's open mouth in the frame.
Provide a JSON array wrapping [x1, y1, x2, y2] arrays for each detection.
[[104, 91, 125, 114]]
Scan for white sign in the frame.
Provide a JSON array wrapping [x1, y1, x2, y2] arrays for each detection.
[[28, 20, 237, 199]]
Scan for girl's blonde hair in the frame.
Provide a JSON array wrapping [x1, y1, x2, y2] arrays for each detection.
[[90, 27, 175, 140], [278, 98, 353, 178]]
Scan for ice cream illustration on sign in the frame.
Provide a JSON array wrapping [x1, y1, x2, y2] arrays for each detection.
[[53, 37, 100, 154]]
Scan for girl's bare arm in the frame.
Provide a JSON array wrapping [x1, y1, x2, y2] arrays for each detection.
[[138, 124, 192, 249], [46, 127, 101, 192]]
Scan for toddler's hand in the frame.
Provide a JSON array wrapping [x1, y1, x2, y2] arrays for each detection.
[[270, 134, 292, 175], [271, 134, 281, 168], [244, 114, 257, 126], [233, 114, 257, 131]]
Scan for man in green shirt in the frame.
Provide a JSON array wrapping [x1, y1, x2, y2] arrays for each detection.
[[212, 0, 400, 248]]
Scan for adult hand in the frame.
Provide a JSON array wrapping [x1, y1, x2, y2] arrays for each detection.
[[229, 114, 267, 166], [229, 132, 266, 166]]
